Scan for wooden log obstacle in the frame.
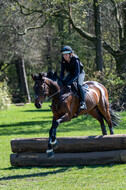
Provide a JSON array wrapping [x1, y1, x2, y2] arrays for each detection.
[[10, 134, 126, 167]]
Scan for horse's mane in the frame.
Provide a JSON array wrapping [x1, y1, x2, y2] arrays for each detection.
[[44, 77, 60, 90]]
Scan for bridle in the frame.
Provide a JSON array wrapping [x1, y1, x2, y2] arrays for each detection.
[[34, 80, 65, 102], [34, 80, 47, 100]]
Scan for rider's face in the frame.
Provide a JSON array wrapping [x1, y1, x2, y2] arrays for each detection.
[[63, 53, 70, 62]]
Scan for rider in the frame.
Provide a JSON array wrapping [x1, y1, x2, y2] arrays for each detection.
[[60, 45, 87, 110]]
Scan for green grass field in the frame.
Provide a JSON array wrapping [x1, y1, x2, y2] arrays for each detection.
[[0, 103, 126, 190]]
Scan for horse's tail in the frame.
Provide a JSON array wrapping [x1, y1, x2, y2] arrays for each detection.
[[109, 108, 121, 127]]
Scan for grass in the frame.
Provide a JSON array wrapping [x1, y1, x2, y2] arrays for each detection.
[[0, 103, 126, 190]]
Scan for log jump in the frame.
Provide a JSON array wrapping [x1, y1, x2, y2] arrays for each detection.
[[10, 134, 126, 167]]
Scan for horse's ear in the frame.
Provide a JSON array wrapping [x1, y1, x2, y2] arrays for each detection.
[[39, 72, 47, 77], [39, 73, 45, 82], [31, 74, 35, 81], [54, 71, 57, 76], [39, 73, 43, 80]]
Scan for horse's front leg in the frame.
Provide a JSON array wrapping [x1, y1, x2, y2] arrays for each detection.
[[46, 113, 70, 158]]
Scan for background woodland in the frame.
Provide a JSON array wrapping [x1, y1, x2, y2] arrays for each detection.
[[0, 0, 126, 110]]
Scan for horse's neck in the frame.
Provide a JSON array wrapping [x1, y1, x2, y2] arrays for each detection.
[[45, 78, 60, 101]]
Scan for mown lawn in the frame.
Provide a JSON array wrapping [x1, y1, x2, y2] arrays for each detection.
[[0, 103, 126, 190]]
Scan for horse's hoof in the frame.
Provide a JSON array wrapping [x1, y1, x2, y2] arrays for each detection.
[[46, 149, 54, 159], [50, 139, 58, 149]]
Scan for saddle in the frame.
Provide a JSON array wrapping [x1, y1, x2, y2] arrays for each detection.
[[68, 82, 89, 98]]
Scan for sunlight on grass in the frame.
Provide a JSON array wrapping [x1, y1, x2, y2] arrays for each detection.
[[0, 103, 126, 190]]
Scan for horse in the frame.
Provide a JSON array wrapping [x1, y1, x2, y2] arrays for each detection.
[[32, 72, 120, 158]]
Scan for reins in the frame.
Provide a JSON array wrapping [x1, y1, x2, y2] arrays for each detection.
[[42, 86, 65, 103]]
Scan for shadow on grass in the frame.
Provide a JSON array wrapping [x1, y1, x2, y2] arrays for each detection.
[[0, 168, 67, 181], [0, 164, 118, 181], [0, 112, 122, 136], [0, 114, 108, 136], [0, 120, 50, 128], [23, 109, 52, 112], [0, 120, 52, 136]]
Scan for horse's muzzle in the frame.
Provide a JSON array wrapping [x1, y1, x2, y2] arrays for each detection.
[[35, 102, 42, 109]]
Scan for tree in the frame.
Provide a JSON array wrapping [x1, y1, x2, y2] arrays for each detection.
[[15, 54, 31, 103], [68, 0, 126, 79], [1, 0, 125, 106], [10, 0, 125, 77], [93, 0, 103, 71], [0, 1, 32, 102]]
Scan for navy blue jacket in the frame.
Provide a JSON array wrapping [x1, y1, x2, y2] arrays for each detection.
[[60, 54, 83, 84]]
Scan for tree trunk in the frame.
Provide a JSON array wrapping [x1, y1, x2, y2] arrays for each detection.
[[0, 61, 4, 71], [115, 53, 126, 79], [45, 35, 52, 72], [69, 4, 72, 35], [57, 16, 64, 72], [15, 55, 31, 103], [115, 1, 126, 78], [93, 0, 103, 71]]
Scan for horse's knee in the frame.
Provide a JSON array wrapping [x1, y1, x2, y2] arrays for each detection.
[[49, 120, 59, 136]]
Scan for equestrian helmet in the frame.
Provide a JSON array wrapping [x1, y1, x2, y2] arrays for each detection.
[[60, 46, 73, 54]]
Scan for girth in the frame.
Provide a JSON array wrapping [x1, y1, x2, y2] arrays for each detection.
[[52, 92, 73, 111]]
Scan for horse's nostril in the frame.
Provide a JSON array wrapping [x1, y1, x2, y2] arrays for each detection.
[[38, 104, 41, 108], [35, 103, 42, 109]]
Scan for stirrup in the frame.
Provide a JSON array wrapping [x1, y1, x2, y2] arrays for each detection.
[[80, 102, 87, 110]]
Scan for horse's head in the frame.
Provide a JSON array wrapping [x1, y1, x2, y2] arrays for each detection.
[[32, 73, 48, 109]]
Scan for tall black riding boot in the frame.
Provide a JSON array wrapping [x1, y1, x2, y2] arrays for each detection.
[[78, 85, 87, 110]]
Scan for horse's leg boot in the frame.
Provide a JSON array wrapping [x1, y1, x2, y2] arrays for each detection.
[[50, 139, 58, 149], [46, 149, 54, 159]]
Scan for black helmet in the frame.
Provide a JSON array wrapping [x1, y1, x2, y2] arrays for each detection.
[[60, 46, 73, 54]]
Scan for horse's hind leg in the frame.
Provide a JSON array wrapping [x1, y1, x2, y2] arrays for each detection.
[[89, 108, 107, 135], [98, 103, 114, 135], [103, 109, 114, 135]]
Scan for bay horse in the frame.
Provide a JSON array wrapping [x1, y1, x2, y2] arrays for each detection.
[[32, 73, 119, 158]]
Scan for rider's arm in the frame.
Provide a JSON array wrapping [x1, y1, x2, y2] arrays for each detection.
[[66, 59, 80, 85]]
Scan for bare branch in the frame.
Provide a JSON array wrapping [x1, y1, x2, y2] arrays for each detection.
[[12, 0, 43, 15], [53, 7, 118, 58], [69, 14, 96, 42], [102, 40, 121, 58], [5, 0, 120, 59], [0, 19, 48, 35]]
